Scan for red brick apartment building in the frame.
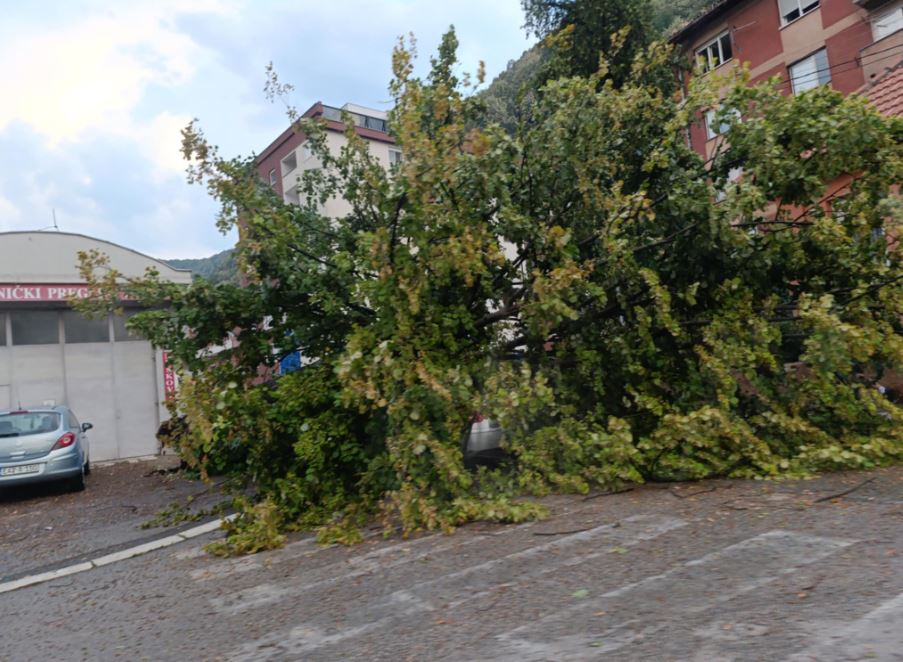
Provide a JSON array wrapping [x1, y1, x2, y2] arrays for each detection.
[[670, 0, 903, 157]]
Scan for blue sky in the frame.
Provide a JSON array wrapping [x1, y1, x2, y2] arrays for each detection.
[[0, 0, 534, 259]]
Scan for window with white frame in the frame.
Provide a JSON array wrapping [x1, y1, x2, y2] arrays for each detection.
[[268, 168, 277, 187], [789, 48, 831, 94], [705, 107, 741, 140], [388, 149, 403, 166], [874, 3, 903, 41], [696, 31, 733, 73], [778, 0, 820, 25]]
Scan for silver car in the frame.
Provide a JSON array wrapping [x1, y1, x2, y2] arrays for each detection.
[[0, 407, 92, 491], [461, 415, 505, 468]]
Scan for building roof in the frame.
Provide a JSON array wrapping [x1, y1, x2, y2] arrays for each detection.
[[0, 231, 193, 285], [256, 101, 395, 165], [669, 0, 737, 44], [866, 62, 903, 117]]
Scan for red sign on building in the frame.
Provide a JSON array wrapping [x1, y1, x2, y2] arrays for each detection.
[[161, 351, 178, 400], [0, 284, 94, 302]]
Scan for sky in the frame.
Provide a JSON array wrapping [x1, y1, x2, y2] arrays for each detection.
[[0, 0, 534, 259]]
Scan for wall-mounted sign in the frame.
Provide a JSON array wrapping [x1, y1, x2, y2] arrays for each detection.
[[0, 284, 92, 302], [161, 351, 178, 400], [0, 284, 134, 303]]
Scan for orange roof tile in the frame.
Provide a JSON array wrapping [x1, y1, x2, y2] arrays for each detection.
[[867, 62, 903, 118]]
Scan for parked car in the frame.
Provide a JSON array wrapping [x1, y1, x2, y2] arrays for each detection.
[[461, 414, 506, 468], [0, 407, 92, 491]]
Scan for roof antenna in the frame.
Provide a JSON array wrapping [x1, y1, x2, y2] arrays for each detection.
[[36, 209, 61, 232]]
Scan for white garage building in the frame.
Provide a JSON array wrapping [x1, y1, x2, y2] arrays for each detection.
[[0, 231, 192, 462]]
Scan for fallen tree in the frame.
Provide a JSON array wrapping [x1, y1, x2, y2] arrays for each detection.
[[76, 31, 903, 553]]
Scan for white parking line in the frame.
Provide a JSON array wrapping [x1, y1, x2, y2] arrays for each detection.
[[0, 562, 94, 594], [225, 515, 687, 661], [0, 514, 237, 596], [488, 530, 857, 661], [210, 523, 524, 615], [785, 590, 903, 661], [209, 500, 629, 616]]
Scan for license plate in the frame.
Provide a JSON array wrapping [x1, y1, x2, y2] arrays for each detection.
[[1, 464, 41, 476]]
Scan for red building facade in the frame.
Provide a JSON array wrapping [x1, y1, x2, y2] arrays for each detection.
[[671, 0, 903, 157]]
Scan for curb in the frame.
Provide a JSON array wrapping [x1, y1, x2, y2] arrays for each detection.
[[0, 514, 237, 595]]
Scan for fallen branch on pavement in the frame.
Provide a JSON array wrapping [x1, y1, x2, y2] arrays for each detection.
[[669, 486, 718, 499], [813, 476, 877, 503], [582, 487, 635, 501], [533, 525, 598, 537]]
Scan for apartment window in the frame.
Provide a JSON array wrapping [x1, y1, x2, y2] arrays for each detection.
[[705, 107, 740, 140], [779, 0, 820, 25], [874, 4, 903, 41], [789, 48, 831, 94], [696, 31, 733, 73], [280, 152, 297, 176], [0, 313, 6, 346], [321, 107, 343, 122], [388, 149, 403, 166], [268, 168, 277, 188], [363, 116, 388, 133]]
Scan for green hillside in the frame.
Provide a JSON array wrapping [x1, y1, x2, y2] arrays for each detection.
[[166, 249, 240, 285], [480, 0, 712, 125]]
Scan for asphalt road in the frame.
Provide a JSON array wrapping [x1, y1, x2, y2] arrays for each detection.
[[1, 463, 902, 661]]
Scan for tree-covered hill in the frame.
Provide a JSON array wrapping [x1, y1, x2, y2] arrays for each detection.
[[480, 0, 713, 126], [166, 249, 240, 285]]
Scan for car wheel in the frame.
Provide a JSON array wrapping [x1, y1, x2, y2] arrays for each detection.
[[84, 458, 91, 475], [69, 468, 86, 492]]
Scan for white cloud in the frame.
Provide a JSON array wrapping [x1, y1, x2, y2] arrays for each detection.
[[137, 112, 194, 179], [0, 193, 22, 229], [131, 194, 234, 260], [0, 1, 236, 145], [0, 0, 532, 259]]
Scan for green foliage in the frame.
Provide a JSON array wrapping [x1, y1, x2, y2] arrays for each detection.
[[166, 249, 240, 285], [521, 0, 657, 85], [650, 0, 713, 34], [74, 32, 903, 554], [207, 498, 286, 556], [480, 0, 710, 133], [479, 45, 547, 133], [141, 498, 227, 530]]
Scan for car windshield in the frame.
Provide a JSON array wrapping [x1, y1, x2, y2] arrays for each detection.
[[0, 412, 61, 437]]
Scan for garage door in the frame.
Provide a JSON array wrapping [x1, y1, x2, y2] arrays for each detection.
[[0, 310, 161, 461]]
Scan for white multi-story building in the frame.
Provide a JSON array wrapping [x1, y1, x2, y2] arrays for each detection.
[[256, 102, 401, 218]]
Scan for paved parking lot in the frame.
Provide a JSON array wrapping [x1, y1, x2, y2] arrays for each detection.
[[0, 457, 218, 580], [1, 464, 902, 661]]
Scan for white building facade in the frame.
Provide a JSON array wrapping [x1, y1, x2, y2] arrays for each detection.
[[256, 102, 400, 218], [0, 231, 192, 461]]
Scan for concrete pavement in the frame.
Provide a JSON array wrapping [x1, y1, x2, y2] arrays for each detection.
[[1, 465, 902, 661]]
